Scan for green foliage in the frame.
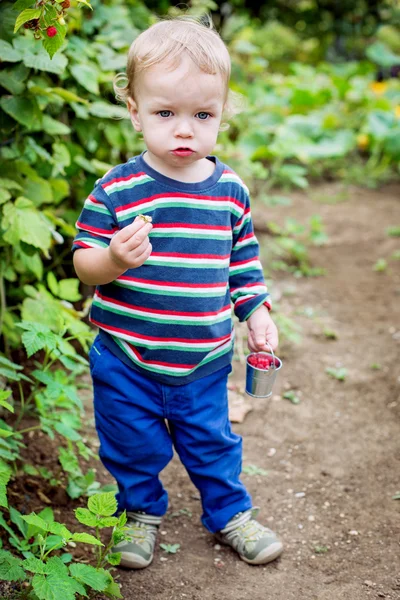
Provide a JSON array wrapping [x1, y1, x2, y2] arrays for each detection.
[[0, 492, 125, 598]]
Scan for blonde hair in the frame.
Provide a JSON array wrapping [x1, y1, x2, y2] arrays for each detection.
[[114, 16, 240, 126]]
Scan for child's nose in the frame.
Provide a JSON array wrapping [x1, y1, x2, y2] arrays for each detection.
[[174, 119, 193, 138]]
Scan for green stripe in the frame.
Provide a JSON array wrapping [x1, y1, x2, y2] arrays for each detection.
[[229, 265, 260, 275], [85, 204, 111, 215], [93, 300, 231, 325], [145, 258, 229, 269], [232, 240, 258, 252], [113, 281, 226, 297], [150, 231, 231, 240], [78, 237, 109, 248]]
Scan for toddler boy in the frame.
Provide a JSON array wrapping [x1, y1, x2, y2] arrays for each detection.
[[73, 16, 283, 568]]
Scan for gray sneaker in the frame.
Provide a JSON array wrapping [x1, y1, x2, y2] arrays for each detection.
[[112, 511, 162, 569], [216, 508, 283, 565]]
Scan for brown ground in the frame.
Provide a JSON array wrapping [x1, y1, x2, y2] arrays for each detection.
[[3, 183, 400, 599]]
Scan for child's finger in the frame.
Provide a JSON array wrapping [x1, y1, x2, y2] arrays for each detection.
[[118, 219, 152, 244]]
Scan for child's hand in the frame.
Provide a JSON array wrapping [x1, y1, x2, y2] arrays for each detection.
[[108, 216, 153, 271], [246, 305, 279, 353]]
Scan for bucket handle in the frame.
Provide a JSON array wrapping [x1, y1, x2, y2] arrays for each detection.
[[265, 341, 276, 369]]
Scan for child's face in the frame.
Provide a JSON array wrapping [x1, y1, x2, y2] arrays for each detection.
[[128, 55, 225, 177]]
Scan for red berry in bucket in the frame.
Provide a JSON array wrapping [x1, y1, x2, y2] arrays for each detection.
[[247, 353, 274, 370]]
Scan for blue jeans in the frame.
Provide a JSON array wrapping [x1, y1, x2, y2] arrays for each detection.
[[90, 335, 252, 533]]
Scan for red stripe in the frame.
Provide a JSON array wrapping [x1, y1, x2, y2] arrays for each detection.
[[118, 276, 226, 289], [95, 291, 231, 317], [150, 252, 230, 260], [74, 241, 92, 249], [102, 172, 148, 188], [115, 193, 245, 213], [237, 232, 255, 242], [127, 343, 196, 369], [230, 282, 265, 293], [152, 223, 231, 231], [90, 318, 230, 344], [88, 194, 103, 204], [76, 221, 117, 236], [230, 256, 259, 267]]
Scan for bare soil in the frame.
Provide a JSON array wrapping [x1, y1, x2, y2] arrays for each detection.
[[3, 183, 400, 600]]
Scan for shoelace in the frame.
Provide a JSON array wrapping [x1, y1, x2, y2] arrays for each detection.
[[224, 519, 272, 555], [125, 521, 158, 547]]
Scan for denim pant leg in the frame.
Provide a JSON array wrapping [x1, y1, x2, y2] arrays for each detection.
[[90, 337, 173, 516], [167, 366, 252, 533]]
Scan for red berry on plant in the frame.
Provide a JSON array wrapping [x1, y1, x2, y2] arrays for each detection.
[[46, 26, 57, 37], [61, 0, 70, 7]]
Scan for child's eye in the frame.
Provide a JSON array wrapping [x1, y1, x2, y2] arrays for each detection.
[[158, 110, 172, 118], [196, 112, 211, 120]]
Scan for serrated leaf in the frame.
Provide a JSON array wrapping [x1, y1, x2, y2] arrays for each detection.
[[97, 516, 119, 527], [0, 484, 8, 508], [32, 572, 77, 600], [0, 550, 26, 582], [89, 102, 128, 119], [71, 532, 103, 546], [106, 552, 121, 566], [88, 492, 117, 517], [42, 115, 71, 136], [74, 507, 98, 527], [42, 22, 66, 59], [0, 64, 29, 94], [69, 563, 109, 592], [14, 7, 41, 32], [13, 0, 36, 10], [23, 46, 68, 75], [54, 422, 81, 442], [2, 198, 52, 250], [23, 556, 51, 574], [103, 578, 123, 599], [21, 513, 48, 531], [0, 428, 14, 438], [48, 522, 71, 539]]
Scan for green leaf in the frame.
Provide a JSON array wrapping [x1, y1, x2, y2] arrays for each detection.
[[106, 552, 121, 566], [89, 102, 128, 120], [70, 63, 99, 94], [0, 40, 22, 62], [23, 556, 51, 575], [88, 492, 117, 517], [0, 95, 41, 129], [58, 279, 82, 302], [32, 572, 78, 600], [0, 64, 29, 94], [0, 484, 8, 508], [22, 45, 68, 75], [69, 563, 110, 592], [18, 322, 58, 357], [103, 578, 123, 599], [42, 115, 71, 136], [50, 87, 88, 104], [0, 428, 15, 439], [22, 175, 53, 206], [0, 390, 14, 413], [21, 513, 49, 531], [48, 522, 72, 539], [42, 22, 67, 59], [74, 507, 98, 527], [54, 422, 81, 442], [0, 550, 26, 582], [160, 543, 180, 554], [14, 7, 41, 32], [2, 198, 52, 250], [13, 0, 36, 10], [71, 532, 103, 546]]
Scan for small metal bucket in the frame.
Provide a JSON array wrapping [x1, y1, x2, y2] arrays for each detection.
[[245, 343, 283, 398]]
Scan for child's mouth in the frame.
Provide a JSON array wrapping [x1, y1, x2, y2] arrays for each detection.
[[172, 148, 194, 157]]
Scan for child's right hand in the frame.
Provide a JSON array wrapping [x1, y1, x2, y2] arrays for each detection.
[[108, 216, 153, 271]]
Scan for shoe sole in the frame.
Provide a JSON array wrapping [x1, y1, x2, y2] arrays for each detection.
[[241, 541, 283, 565], [119, 552, 153, 569]]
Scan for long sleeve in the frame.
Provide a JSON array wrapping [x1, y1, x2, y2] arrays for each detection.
[[72, 184, 117, 252], [229, 193, 271, 322]]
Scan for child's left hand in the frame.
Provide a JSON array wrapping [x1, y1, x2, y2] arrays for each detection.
[[246, 305, 279, 352]]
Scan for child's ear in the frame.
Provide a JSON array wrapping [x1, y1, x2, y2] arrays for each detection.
[[127, 97, 142, 132]]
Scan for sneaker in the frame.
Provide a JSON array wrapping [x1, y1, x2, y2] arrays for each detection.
[[216, 508, 283, 565], [112, 511, 162, 569]]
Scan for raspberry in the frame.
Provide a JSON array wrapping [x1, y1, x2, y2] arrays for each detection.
[[61, 0, 70, 7], [46, 26, 57, 37]]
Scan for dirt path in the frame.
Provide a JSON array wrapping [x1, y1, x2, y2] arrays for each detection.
[[104, 183, 400, 600], [3, 183, 398, 600]]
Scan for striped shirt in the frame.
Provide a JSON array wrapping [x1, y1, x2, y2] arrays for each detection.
[[72, 152, 271, 385]]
